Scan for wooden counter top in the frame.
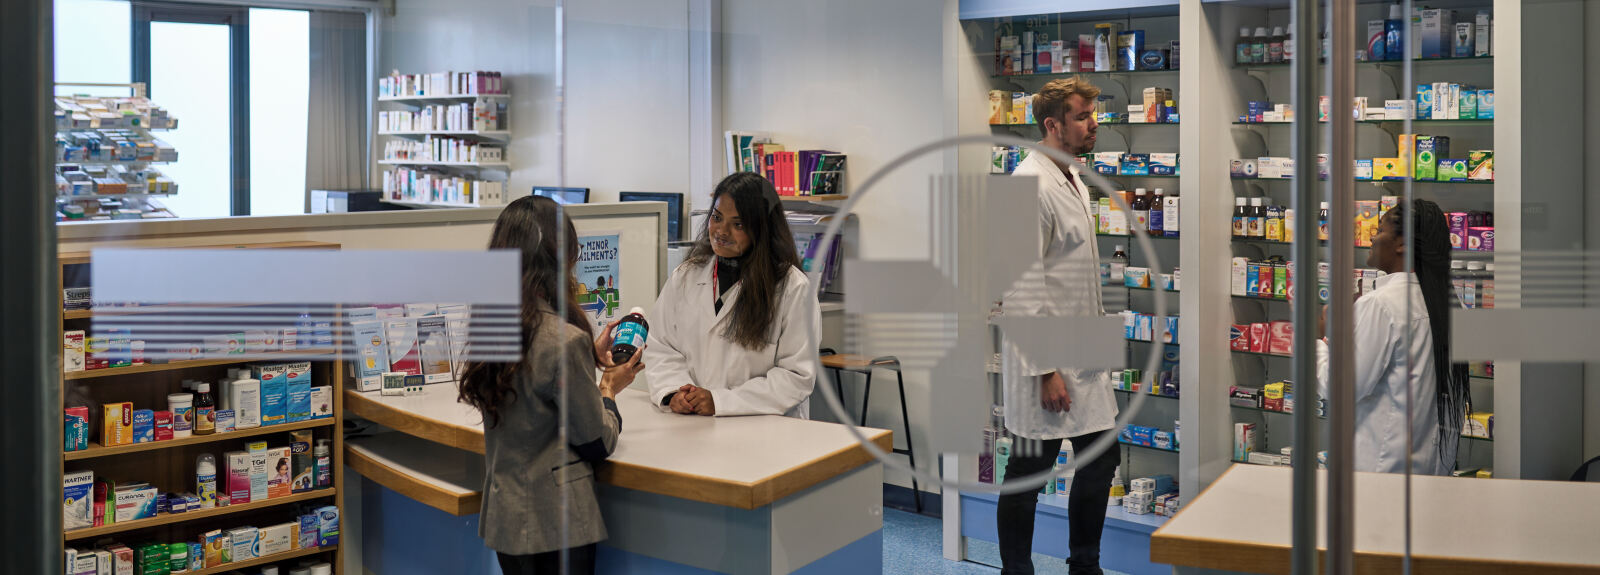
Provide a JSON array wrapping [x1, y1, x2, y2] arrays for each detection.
[[345, 386, 892, 510], [1151, 464, 1600, 574]]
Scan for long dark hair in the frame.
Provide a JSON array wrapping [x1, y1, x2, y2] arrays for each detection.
[[684, 172, 802, 349], [1388, 199, 1471, 465], [458, 195, 594, 429]]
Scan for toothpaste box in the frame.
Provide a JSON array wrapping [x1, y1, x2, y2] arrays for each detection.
[[64, 330, 86, 372], [131, 409, 153, 443], [252, 363, 288, 426], [299, 514, 321, 548], [102, 402, 133, 447], [316, 505, 341, 546], [65, 406, 90, 451], [282, 361, 312, 423], [226, 450, 252, 505], [63, 470, 94, 530], [1149, 153, 1178, 176], [228, 527, 259, 561], [257, 522, 295, 556], [113, 485, 157, 522]]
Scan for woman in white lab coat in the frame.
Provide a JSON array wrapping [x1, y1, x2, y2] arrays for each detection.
[[1318, 198, 1469, 476], [644, 172, 820, 418]]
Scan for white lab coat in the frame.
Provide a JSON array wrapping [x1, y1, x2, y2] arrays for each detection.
[[1316, 272, 1445, 475], [644, 260, 820, 418], [999, 151, 1118, 440]]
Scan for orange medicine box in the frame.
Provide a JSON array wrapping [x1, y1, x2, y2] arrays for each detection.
[[102, 402, 134, 447]]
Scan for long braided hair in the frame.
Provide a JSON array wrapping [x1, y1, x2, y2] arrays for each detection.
[[1387, 199, 1470, 469]]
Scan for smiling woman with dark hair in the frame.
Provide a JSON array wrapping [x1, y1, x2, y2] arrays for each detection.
[[643, 172, 821, 418]]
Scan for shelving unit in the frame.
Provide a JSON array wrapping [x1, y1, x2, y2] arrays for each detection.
[[377, 81, 511, 209], [54, 82, 181, 219], [58, 242, 345, 572]]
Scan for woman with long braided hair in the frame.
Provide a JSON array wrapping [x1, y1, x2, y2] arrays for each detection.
[[1318, 198, 1469, 475]]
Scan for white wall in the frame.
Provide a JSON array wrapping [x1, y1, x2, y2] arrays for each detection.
[[379, 0, 691, 204], [721, 0, 948, 495]]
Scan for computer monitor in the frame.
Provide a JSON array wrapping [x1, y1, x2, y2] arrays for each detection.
[[532, 186, 590, 205], [619, 191, 684, 241]]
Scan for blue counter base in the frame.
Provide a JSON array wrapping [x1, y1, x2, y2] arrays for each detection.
[[359, 478, 883, 574], [959, 492, 1169, 575]]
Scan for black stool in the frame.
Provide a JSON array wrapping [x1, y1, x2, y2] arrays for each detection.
[[820, 349, 921, 513]]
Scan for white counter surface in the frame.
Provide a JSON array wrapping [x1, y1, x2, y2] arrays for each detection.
[[1152, 464, 1600, 573], [345, 385, 891, 509]]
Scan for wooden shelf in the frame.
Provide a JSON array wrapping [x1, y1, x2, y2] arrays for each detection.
[[66, 418, 335, 461], [64, 488, 336, 541], [64, 349, 334, 380], [189, 545, 336, 575], [59, 241, 340, 266]]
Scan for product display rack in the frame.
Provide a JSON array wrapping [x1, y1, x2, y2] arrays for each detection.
[[58, 241, 345, 572], [54, 82, 180, 219], [377, 86, 511, 209]]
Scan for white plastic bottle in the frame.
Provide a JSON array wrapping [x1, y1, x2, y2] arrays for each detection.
[[230, 372, 262, 430], [1095, 29, 1112, 72], [196, 453, 217, 508]]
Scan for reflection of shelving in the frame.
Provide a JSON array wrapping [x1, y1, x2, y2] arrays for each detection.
[[1236, 55, 1494, 71], [379, 130, 510, 140], [994, 122, 1179, 128], [1232, 177, 1493, 185], [379, 94, 510, 103], [63, 488, 336, 540], [1234, 119, 1493, 127], [66, 418, 335, 461], [1120, 439, 1179, 454], [379, 198, 486, 209], [187, 546, 338, 575], [64, 349, 335, 381], [1098, 233, 1179, 241], [991, 68, 1180, 81], [378, 160, 510, 168]]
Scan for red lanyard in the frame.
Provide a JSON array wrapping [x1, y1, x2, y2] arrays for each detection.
[[712, 263, 720, 307]]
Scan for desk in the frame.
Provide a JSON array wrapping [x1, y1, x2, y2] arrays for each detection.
[[346, 385, 892, 574], [1151, 464, 1600, 574]]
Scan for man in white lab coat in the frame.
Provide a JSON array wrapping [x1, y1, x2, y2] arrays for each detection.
[[996, 77, 1121, 575]]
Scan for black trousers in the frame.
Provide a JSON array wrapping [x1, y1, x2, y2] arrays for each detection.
[[995, 429, 1120, 575], [496, 544, 597, 575]]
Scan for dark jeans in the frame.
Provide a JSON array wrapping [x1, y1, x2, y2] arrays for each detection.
[[496, 544, 597, 575], [996, 429, 1120, 575]]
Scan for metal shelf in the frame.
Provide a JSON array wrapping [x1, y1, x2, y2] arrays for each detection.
[[379, 93, 511, 103], [379, 130, 510, 139], [378, 160, 509, 168], [1236, 56, 1494, 71]]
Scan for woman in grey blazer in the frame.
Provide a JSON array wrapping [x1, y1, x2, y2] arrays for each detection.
[[458, 196, 645, 574]]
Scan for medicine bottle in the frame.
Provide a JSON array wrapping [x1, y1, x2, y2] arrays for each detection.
[[611, 307, 649, 364], [194, 382, 216, 435]]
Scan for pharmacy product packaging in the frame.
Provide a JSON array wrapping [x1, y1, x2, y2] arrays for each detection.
[[1468, 150, 1493, 180], [351, 319, 386, 391], [290, 429, 315, 493], [215, 409, 235, 433], [65, 330, 86, 372], [1454, 22, 1475, 57], [106, 544, 134, 575], [417, 316, 453, 384], [1123, 267, 1152, 289], [1093, 152, 1121, 175], [1467, 227, 1495, 252], [226, 451, 251, 505], [267, 446, 292, 499], [131, 409, 153, 443], [1460, 88, 1478, 119], [1267, 321, 1294, 356], [1123, 490, 1153, 515], [1415, 136, 1449, 180], [310, 386, 333, 419], [228, 527, 259, 561], [65, 406, 90, 452], [1415, 84, 1433, 119], [1438, 159, 1469, 181], [1367, 20, 1386, 61], [203, 530, 229, 568], [1464, 412, 1494, 438], [1383, 100, 1413, 120], [299, 514, 321, 548], [228, 376, 261, 430], [153, 410, 173, 441], [1149, 152, 1178, 176], [102, 402, 133, 447], [1229, 325, 1250, 351], [1249, 323, 1269, 354], [1474, 11, 1491, 56], [113, 485, 157, 522], [1419, 9, 1453, 58], [316, 505, 341, 546], [1446, 212, 1469, 249], [1230, 258, 1248, 296], [248, 449, 272, 502], [64, 470, 94, 530], [1230, 385, 1261, 408], [282, 361, 312, 423], [1355, 201, 1381, 247], [253, 363, 288, 426], [1234, 422, 1257, 460], [71, 553, 97, 575], [1478, 89, 1494, 118], [386, 318, 423, 375], [1163, 196, 1180, 237], [258, 522, 295, 556]]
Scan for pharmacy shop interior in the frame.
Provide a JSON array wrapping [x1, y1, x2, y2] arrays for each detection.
[[8, 0, 1600, 574]]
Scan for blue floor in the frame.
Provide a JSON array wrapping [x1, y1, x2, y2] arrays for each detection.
[[883, 508, 1131, 575]]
